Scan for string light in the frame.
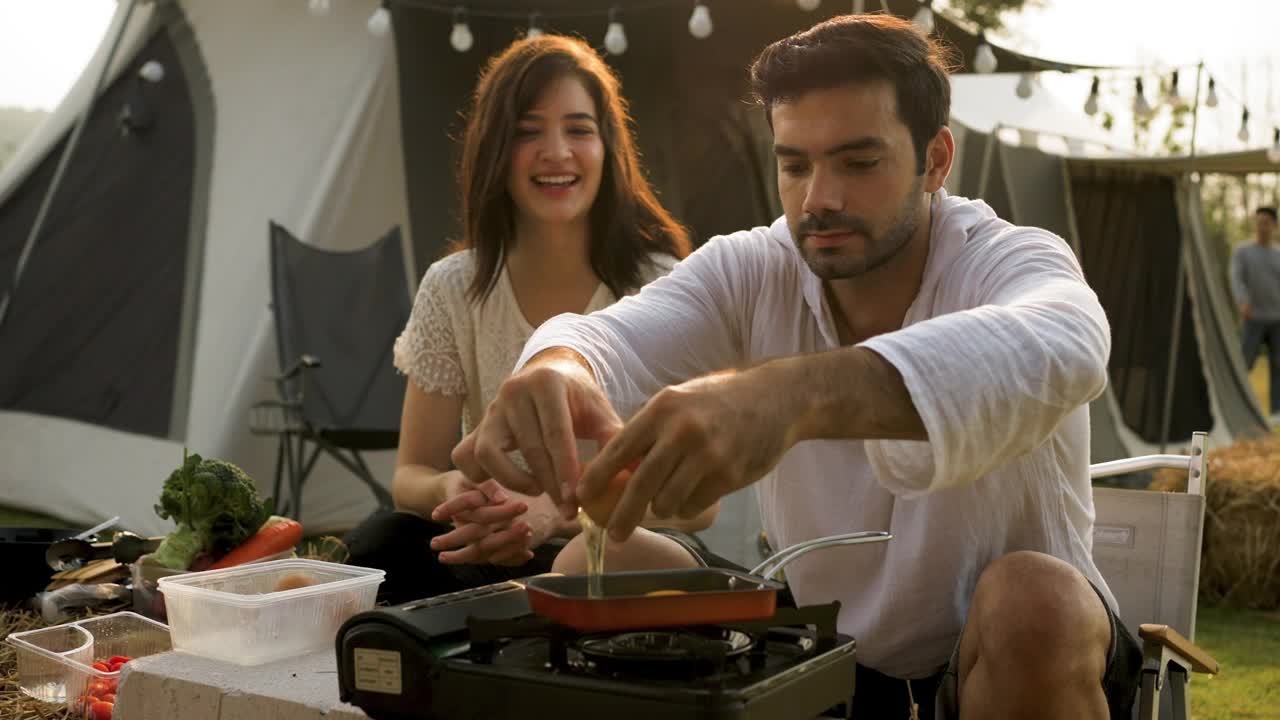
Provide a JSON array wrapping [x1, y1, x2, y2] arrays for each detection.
[[1238, 107, 1250, 143], [1015, 72, 1034, 99], [1084, 76, 1100, 116], [604, 7, 628, 55], [307, 0, 331, 17], [972, 35, 997, 74], [911, 1, 934, 34], [367, 4, 392, 36], [1205, 76, 1219, 108], [1133, 77, 1152, 118], [449, 6, 473, 51], [1163, 69, 1179, 105], [526, 12, 543, 38], [1268, 128, 1280, 164], [688, 2, 713, 39], [797, 0, 823, 10]]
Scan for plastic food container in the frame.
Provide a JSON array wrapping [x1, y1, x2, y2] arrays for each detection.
[[158, 559, 384, 666], [131, 548, 296, 621], [5, 611, 171, 718]]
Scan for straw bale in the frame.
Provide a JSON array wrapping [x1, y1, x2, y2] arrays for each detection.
[[1152, 435, 1280, 609]]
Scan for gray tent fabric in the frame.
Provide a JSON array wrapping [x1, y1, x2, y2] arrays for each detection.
[[0, 11, 207, 439]]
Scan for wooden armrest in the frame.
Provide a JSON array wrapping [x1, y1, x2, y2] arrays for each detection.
[[1139, 623, 1220, 675]]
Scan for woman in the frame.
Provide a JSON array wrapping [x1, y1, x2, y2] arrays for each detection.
[[347, 35, 715, 603]]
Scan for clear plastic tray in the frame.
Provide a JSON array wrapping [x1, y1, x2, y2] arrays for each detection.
[[4, 611, 171, 719], [157, 558, 384, 666]]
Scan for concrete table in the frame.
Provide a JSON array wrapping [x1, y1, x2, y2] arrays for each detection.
[[115, 649, 368, 720]]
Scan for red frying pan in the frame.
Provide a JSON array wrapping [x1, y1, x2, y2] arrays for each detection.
[[522, 531, 890, 632]]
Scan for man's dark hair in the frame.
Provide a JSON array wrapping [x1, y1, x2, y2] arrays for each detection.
[[749, 13, 960, 174], [1257, 207, 1278, 222]]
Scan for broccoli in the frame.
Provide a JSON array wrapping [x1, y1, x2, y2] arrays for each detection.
[[146, 451, 272, 570]]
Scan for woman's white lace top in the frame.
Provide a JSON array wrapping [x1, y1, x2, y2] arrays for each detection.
[[393, 249, 678, 436]]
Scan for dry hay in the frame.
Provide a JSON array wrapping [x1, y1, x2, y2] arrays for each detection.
[[1152, 434, 1280, 609]]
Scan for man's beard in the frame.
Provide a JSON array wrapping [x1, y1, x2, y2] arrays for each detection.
[[793, 177, 925, 280]]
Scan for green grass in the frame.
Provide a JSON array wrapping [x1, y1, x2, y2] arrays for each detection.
[[1191, 605, 1280, 719]]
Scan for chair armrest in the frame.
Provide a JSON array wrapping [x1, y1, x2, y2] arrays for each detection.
[[1138, 623, 1220, 675], [277, 354, 322, 381]]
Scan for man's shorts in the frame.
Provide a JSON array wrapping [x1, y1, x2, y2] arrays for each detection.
[[661, 531, 1144, 720]]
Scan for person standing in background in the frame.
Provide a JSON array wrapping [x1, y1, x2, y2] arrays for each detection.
[[1230, 206, 1280, 421]]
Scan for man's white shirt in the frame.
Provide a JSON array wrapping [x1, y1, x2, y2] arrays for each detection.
[[516, 189, 1113, 678]]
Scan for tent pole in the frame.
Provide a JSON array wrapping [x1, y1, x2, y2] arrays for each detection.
[[1158, 62, 1204, 452], [0, 0, 139, 331]]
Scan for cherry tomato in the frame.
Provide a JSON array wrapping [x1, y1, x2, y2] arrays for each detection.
[[89, 700, 114, 720], [86, 680, 112, 698], [92, 662, 110, 673], [107, 655, 132, 666], [101, 693, 116, 705]]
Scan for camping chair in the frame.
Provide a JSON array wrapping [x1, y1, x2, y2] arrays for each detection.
[[1090, 431, 1221, 720], [249, 221, 410, 520]]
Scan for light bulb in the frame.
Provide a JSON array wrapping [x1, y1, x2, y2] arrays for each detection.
[[1083, 76, 1100, 116], [973, 42, 997, 74], [912, 4, 934, 34], [527, 26, 543, 39], [1015, 73, 1034, 100], [1163, 70, 1180, 105], [1238, 125, 1250, 143], [1133, 78, 1151, 118], [1269, 130, 1280, 164], [450, 21, 473, 51], [1205, 79, 1219, 108], [367, 6, 391, 37], [604, 20, 628, 55], [797, 0, 822, 10], [852, 0, 866, 11], [138, 60, 165, 83], [688, 4, 713, 39], [307, 0, 331, 17]]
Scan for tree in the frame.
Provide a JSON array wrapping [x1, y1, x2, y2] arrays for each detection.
[[943, 0, 1040, 32]]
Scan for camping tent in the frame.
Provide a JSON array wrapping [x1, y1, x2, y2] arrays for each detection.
[[0, 0, 1267, 565]]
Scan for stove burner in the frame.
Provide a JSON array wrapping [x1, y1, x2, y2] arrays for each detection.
[[582, 629, 752, 662], [576, 628, 754, 676]]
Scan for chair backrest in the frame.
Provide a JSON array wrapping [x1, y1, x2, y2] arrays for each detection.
[[1090, 432, 1207, 642], [1090, 432, 1207, 720], [268, 221, 410, 432]]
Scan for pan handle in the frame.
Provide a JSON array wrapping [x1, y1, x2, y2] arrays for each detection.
[[743, 531, 891, 586]]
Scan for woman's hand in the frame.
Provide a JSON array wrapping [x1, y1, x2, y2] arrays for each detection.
[[430, 477, 536, 566]]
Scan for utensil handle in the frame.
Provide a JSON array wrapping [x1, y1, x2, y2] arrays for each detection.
[[748, 531, 891, 582]]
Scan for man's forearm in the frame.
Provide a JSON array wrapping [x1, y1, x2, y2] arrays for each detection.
[[770, 346, 927, 445]]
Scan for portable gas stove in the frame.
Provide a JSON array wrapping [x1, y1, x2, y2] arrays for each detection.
[[336, 579, 857, 720]]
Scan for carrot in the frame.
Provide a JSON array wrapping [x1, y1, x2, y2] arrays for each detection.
[[208, 518, 303, 570]]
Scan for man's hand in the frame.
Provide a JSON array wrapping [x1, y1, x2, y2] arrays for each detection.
[[1241, 303, 1254, 321], [579, 366, 798, 542], [430, 476, 534, 566], [451, 348, 622, 521]]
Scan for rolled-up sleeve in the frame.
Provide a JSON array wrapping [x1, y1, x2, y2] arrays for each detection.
[[862, 229, 1111, 496]]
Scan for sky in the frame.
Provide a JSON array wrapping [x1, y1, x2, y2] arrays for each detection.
[[0, 0, 1277, 152]]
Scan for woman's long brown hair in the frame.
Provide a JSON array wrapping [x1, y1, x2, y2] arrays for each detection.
[[455, 34, 691, 303]]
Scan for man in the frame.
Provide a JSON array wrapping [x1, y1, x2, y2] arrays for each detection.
[[1230, 206, 1280, 421], [453, 14, 1138, 719]]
